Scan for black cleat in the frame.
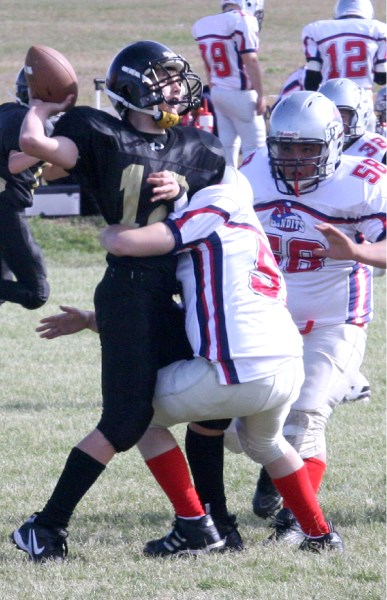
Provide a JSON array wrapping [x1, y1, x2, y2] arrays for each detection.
[[252, 467, 282, 519], [215, 513, 244, 552], [299, 522, 344, 553], [143, 514, 225, 557], [263, 508, 305, 546], [10, 513, 68, 562]]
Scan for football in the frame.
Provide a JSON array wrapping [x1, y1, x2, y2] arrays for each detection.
[[24, 45, 78, 107]]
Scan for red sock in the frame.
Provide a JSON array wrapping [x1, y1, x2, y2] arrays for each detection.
[[282, 457, 326, 509], [146, 447, 205, 518], [304, 457, 326, 494], [272, 465, 329, 537]]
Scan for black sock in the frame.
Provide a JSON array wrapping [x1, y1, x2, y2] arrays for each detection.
[[36, 447, 106, 529], [185, 427, 229, 522]]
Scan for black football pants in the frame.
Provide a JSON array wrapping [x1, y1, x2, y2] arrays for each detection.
[[94, 264, 192, 453], [0, 203, 49, 309]]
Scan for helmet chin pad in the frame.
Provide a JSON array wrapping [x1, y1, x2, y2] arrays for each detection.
[[153, 111, 181, 128]]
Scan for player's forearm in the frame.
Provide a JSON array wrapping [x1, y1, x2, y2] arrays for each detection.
[[314, 223, 386, 268], [99, 222, 175, 257], [354, 238, 386, 269], [20, 104, 77, 170], [243, 54, 264, 99], [19, 105, 52, 158], [8, 150, 40, 174], [42, 163, 69, 181], [84, 310, 98, 333]]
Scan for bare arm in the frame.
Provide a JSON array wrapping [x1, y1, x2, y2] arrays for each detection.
[[36, 305, 98, 339], [19, 96, 79, 170], [313, 223, 387, 269], [42, 163, 69, 181], [242, 53, 266, 115], [8, 149, 41, 174], [99, 222, 175, 257]]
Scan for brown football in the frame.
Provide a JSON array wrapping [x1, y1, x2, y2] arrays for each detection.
[[24, 45, 78, 108]]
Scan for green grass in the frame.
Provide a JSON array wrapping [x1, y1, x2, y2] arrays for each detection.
[[0, 218, 385, 600], [0, 0, 386, 597]]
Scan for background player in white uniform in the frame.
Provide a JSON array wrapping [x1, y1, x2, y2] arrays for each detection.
[[301, 0, 387, 131], [192, 1, 266, 167], [319, 77, 387, 163], [319, 77, 386, 282], [100, 168, 344, 554], [239, 91, 386, 539], [265, 66, 306, 125]]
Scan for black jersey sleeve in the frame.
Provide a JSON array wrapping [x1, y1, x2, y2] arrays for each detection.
[[0, 103, 43, 209], [170, 127, 226, 197]]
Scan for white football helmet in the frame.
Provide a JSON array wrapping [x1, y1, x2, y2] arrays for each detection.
[[334, 0, 374, 20], [220, 0, 244, 8], [319, 78, 370, 148], [267, 91, 344, 195], [244, 0, 265, 29]]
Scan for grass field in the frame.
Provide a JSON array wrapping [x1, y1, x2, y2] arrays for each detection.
[[0, 0, 385, 106], [0, 1, 386, 599]]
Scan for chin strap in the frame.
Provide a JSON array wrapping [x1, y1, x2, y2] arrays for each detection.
[[153, 111, 180, 128], [105, 88, 181, 128]]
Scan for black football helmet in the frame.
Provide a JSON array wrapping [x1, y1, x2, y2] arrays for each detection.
[[105, 40, 202, 119], [15, 67, 28, 105]]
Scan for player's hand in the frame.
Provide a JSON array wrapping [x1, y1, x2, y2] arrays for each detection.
[[313, 223, 358, 261], [36, 305, 96, 338], [147, 170, 180, 202], [29, 93, 75, 116]]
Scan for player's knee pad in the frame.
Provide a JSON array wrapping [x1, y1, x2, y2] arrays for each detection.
[[97, 405, 154, 453], [22, 283, 50, 310], [282, 409, 327, 458], [193, 418, 232, 430], [232, 418, 291, 464]]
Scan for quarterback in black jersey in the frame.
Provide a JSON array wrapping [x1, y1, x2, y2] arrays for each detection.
[[0, 70, 50, 309], [12, 41, 226, 561]]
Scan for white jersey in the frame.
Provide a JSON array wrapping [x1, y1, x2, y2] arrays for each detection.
[[270, 67, 306, 113], [278, 67, 306, 99], [192, 10, 259, 91], [165, 183, 303, 384], [344, 130, 387, 163], [240, 152, 386, 331], [302, 18, 387, 90]]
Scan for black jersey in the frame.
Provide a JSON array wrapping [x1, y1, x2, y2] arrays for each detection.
[[53, 106, 225, 272], [0, 103, 43, 209]]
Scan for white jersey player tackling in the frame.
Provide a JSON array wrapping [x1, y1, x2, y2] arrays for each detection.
[[239, 90, 386, 541], [101, 167, 345, 553], [302, 0, 387, 131], [192, 1, 266, 167]]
